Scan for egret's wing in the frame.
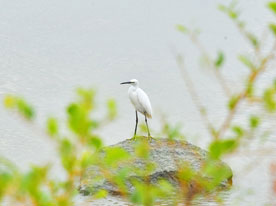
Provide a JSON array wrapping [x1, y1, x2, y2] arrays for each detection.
[[137, 88, 152, 118]]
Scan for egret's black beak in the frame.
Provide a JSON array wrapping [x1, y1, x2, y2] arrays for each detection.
[[120, 81, 132, 85]]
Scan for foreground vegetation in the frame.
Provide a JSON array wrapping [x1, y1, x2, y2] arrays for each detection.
[[1, 1, 276, 205]]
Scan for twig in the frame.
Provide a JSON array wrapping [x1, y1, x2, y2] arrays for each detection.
[[216, 42, 276, 139], [189, 32, 232, 97], [173, 52, 216, 138]]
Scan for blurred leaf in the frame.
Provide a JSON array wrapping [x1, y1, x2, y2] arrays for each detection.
[[218, 3, 239, 19], [4, 96, 35, 120], [77, 88, 95, 110], [80, 151, 94, 169], [104, 147, 131, 167], [93, 189, 108, 199], [107, 99, 117, 120], [139, 123, 148, 134], [268, 2, 276, 14], [0, 171, 13, 201], [130, 182, 143, 204], [3, 95, 16, 108], [67, 103, 89, 136], [238, 55, 255, 70], [16, 99, 35, 120], [178, 162, 195, 181], [135, 139, 150, 159], [209, 139, 238, 159], [20, 165, 50, 202], [112, 167, 131, 193], [67, 88, 97, 137], [249, 115, 260, 129], [263, 87, 276, 112], [59, 139, 76, 172], [218, 4, 227, 12], [228, 95, 239, 110], [246, 82, 254, 97], [203, 160, 232, 190], [214, 51, 225, 69], [162, 122, 184, 140], [247, 33, 259, 48], [156, 180, 174, 197], [269, 23, 276, 36], [87, 135, 102, 149], [232, 125, 244, 138], [176, 24, 188, 33], [47, 117, 58, 136], [90, 120, 99, 129]]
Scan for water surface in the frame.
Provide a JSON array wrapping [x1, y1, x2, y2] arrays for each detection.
[[0, 0, 276, 205]]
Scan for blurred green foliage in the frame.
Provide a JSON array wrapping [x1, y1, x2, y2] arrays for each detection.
[[214, 51, 225, 69], [1, 1, 276, 205], [1, 89, 117, 206], [4, 95, 35, 120]]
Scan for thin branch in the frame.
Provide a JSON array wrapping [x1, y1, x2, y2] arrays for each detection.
[[174, 52, 216, 138], [216, 42, 276, 139], [189, 32, 232, 97]]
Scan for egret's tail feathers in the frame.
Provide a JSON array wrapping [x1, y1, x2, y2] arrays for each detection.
[[146, 113, 152, 119]]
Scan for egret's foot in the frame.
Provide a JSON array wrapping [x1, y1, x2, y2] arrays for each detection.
[[130, 136, 137, 141], [147, 136, 155, 142]]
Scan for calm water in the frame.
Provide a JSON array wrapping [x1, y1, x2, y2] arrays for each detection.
[[0, 0, 276, 205]]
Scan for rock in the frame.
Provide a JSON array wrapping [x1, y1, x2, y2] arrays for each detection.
[[79, 137, 232, 196]]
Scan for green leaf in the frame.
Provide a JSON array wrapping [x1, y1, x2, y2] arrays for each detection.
[[130, 183, 143, 204], [176, 24, 188, 33], [87, 136, 102, 149], [59, 139, 76, 172], [268, 2, 276, 14], [177, 162, 195, 181], [232, 125, 244, 137], [218, 3, 239, 19], [249, 115, 260, 129], [79, 151, 94, 169], [209, 139, 238, 159], [228, 95, 239, 110], [269, 23, 276, 36], [17, 99, 35, 120], [247, 33, 259, 48], [93, 189, 108, 199], [104, 147, 131, 167], [4, 96, 35, 120], [238, 55, 255, 70], [263, 87, 276, 112], [214, 51, 225, 68], [3, 95, 16, 108], [218, 4, 227, 12], [246, 82, 254, 97], [202, 160, 233, 190], [135, 139, 150, 159], [67, 103, 89, 136], [107, 99, 117, 120], [47, 117, 58, 136]]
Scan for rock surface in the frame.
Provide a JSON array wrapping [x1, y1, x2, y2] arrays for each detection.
[[79, 137, 232, 196]]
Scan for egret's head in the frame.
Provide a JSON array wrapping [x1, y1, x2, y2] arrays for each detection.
[[120, 79, 139, 86]]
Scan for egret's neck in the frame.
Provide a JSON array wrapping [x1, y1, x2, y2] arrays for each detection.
[[129, 84, 138, 91]]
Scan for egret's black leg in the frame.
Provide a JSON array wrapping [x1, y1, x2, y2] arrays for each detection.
[[134, 110, 138, 137], [145, 115, 151, 138]]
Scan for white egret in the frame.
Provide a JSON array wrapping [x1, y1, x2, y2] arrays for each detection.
[[120, 79, 152, 138]]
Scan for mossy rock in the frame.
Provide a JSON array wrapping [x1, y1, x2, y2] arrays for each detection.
[[79, 137, 232, 196]]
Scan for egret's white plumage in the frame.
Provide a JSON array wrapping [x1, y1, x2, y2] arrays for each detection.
[[120, 79, 152, 137], [128, 81, 152, 118]]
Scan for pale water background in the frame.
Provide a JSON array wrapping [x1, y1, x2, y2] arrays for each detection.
[[0, 0, 276, 205]]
